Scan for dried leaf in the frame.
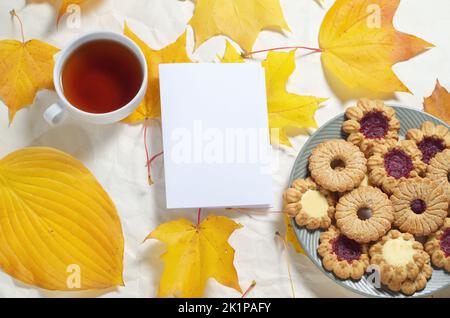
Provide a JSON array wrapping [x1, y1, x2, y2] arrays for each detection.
[[57, 0, 86, 24], [0, 147, 124, 290], [123, 23, 192, 123], [284, 215, 305, 254], [189, 0, 290, 52], [319, 0, 433, 94], [0, 40, 59, 123], [147, 215, 242, 298], [424, 80, 450, 124], [222, 42, 326, 147]]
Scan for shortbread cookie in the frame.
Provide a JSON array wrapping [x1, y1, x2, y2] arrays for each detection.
[[406, 121, 450, 164], [427, 149, 450, 215], [282, 178, 335, 230], [335, 186, 394, 243], [370, 230, 433, 296], [425, 218, 450, 272], [391, 178, 448, 236], [343, 99, 400, 156], [318, 226, 369, 280], [309, 140, 367, 192], [368, 139, 427, 194]]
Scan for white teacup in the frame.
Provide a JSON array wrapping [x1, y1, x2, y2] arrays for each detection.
[[44, 32, 148, 125]]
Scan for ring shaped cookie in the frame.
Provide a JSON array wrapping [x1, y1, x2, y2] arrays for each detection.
[[427, 149, 450, 215], [391, 178, 448, 236], [343, 99, 400, 156], [309, 140, 367, 192], [407, 121, 450, 164], [335, 186, 394, 243], [282, 178, 335, 230], [425, 218, 450, 272], [318, 226, 369, 280], [370, 230, 432, 296], [368, 139, 427, 194]]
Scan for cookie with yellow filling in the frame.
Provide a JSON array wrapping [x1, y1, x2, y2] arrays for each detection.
[[368, 139, 427, 194], [335, 186, 394, 243], [391, 178, 448, 236], [406, 121, 450, 164], [318, 226, 369, 280], [343, 99, 400, 156], [282, 178, 335, 230], [425, 218, 450, 273], [369, 230, 432, 296]]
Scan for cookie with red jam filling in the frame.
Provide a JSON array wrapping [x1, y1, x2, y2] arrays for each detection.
[[368, 139, 427, 194], [318, 226, 369, 280], [406, 121, 450, 164], [370, 230, 433, 296], [282, 178, 336, 230], [343, 99, 400, 156], [425, 218, 450, 272], [391, 178, 448, 236]]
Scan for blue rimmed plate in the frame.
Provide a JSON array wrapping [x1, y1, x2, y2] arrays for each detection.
[[289, 105, 450, 298]]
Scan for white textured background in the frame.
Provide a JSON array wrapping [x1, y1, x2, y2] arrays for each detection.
[[0, 0, 449, 298]]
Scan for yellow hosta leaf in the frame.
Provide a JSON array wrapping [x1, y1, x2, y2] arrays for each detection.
[[57, 0, 86, 24], [147, 215, 242, 297], [189, 0, 290, 52], [319, 0, 433, 94], [123, 23, 192, 123], [0, 40, 59, 123], [0, 147, 124, 290], [222, 43, 325, 147], [424, 80, 450, 125], [284, 215, 305, 254]]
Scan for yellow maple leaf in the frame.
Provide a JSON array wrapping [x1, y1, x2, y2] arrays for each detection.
[[284, 215, 305, 254], [222, 42, 325, 147], [122, 23, 192, 123], [0, 147, 124, 290], [189, 0, 290, 53], [0, 39, 59, 123], [147, 215, 242, 298], [424, 80, 450, 125], [319, 0, 433, 94]]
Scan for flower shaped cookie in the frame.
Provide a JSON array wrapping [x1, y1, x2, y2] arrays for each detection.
[[343, 99, 400, 156], [368, 139, 427, 194], [425, 218, 450, 272], [318, 226, 369, 280], [282, 178, 335, 230], [370, 230, 433, 296], [406, 121, 450, 164]]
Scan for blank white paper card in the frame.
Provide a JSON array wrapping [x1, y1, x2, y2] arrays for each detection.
[[159, 63, 274, 209]]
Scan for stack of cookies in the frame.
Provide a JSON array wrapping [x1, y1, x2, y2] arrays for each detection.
[[283, 99, 450, 296]]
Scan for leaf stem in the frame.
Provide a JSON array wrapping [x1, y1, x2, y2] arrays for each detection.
[[10, 10, 25, 43], [241, 280, 256, 298], [244, 46, 322, 57], [197, 208, 202, 229], [275, 231, 296, 298], [143, 119, 163, 186]]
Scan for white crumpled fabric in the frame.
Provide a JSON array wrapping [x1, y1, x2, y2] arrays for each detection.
[[0, 0, 449, 298]]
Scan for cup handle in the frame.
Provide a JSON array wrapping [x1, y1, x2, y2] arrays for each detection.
[[43, 103, 67, 126]]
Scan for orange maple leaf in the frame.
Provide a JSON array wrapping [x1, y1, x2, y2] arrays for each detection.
[[424, 80, 450, 125]]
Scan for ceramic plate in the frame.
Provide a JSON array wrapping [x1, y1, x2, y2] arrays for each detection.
[[289, 105, 450, 298]]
